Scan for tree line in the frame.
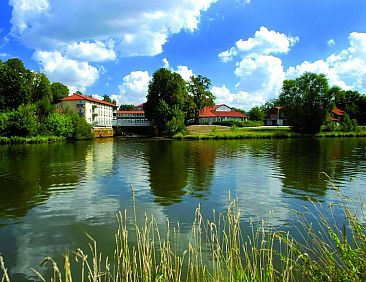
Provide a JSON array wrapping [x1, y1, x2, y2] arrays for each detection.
[[0, 58, 92, 140], [246, 73, 366, 134]]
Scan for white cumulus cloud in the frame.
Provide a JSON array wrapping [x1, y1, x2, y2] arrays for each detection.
[[33, 50, 99, 93], [211, 85, 267, 110], [286, 32, 366, 92], [219, 26, 298, 62], [217, 27, 297, 109], [65, 41, 116, 62], [9, 0, 217, 57], [118, 71, 151, 105]]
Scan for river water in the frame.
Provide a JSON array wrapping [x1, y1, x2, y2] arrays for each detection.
[[0, 138, 366, 280]]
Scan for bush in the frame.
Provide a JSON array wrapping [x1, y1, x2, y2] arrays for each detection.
[[44, 112, 73, 138], [0, 112, 9, 136], [69, 113, 93, 140], [6, 105, 39, 137], [341, 114, 358, 132]]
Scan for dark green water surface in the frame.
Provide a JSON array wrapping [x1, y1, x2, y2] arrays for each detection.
[[1, 138, 366, 280]]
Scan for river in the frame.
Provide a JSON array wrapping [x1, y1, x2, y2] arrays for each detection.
[[0, 138, 366, 281]]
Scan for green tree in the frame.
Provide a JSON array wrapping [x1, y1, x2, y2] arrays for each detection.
[[51, 82, 69, 103], [44, 112, 73, 137], [187, 75, 215, 124], [145, 68, 189, 135], [119, 104, 135, 111], [0, 58, 33, 110], [6, 104, 39, 137], [103, 95, 112, 103], [32, 72, 53, 103], [279, 72, 332, 134], [69, 113, 93, 140], [248, 106, 265, 121]]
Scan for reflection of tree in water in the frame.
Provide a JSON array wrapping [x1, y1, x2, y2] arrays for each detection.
[[0, 142, 89, 219], [145, 141, 218, 205], [273, 138, 366, 197], [185, 142, 216, 198]]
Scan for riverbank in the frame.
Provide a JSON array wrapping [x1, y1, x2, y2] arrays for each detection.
[[173, 125, 366, 140], [0, 136, 66, 144]]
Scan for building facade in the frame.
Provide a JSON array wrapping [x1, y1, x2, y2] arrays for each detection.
[[115, 105, 152, 127], [56, 93, 117, 127], [198, 104, 248, 124]]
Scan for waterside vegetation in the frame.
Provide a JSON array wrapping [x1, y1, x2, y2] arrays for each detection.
[[174, 125, 366, 140], [1, 188, 365, 282]]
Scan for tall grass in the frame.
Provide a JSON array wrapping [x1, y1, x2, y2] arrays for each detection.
[[1, 189, 366, 281]]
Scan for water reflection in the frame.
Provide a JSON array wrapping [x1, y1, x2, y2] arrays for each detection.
[[0, 142, 90, 219], [1, 138, 366, 281]]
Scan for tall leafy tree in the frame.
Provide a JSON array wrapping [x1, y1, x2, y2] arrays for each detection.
[[51, 82, 69, 103], [187, 75, 215, 124], [145, 68, 189, 135], [0, 58, 33, 110], [279, 72, 332, 134], [248, 106, 265, 121]]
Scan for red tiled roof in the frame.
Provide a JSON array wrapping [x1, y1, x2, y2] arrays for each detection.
[[332, 107, 344, 116], [60, 93, 117, 107], [199, 105, 248, 118], [329, 117, 338, 121], [117, 110, 145, 114]]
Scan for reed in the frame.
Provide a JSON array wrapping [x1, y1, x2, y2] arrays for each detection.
[[1, 187, 365, 281]]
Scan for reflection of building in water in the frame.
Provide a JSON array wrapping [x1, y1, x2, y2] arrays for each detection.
[[84, 140, 114, 180]]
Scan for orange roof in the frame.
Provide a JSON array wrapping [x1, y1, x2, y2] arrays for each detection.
[[117, 110, 145, 114], [199, 105, 248, 118], [60, 93, 117, 107], [332, 107, 344, 116]]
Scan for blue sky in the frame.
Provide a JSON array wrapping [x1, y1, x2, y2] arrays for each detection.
[[1, 0, 366, 110]]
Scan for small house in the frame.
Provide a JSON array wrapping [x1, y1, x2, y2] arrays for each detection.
[[198, 104, 248, 124]]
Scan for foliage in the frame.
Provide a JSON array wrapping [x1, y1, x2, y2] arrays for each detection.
[[51, 82, 69, 103], [248, 106, 265, 121], [145, 68, 189, 136], [214, 120, 264, 127], [119, 104, 135, 111], [44, 112, 74, 138], [0, 58, 33, 110], [340, 113, 358, 132], [332, 87, 366, 125], [102, 95, 116, 105], [5, 104, 39, 137], [279, 72, 332, 134], [187, 75, 215, 124], [0, 112, 9, 136], [69, 113, 93, 140]]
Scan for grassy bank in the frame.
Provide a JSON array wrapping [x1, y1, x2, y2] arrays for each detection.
[[173, 125, 366, 140], [1, 191, 365, 281], [0, 136, 66, 144]]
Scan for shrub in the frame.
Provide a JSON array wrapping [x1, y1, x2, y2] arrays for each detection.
[[6, 105, 39, 137], [69, 113, 93, 140], [44, 112, 73, 138]]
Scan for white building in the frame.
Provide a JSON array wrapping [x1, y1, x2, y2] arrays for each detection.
[[56, 93, 117, 127], [115, 105, 152, 127]]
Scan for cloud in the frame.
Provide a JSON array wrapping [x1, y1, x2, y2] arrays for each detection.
[[9, 0, 217, 57], [175, 65, 194, 81], [33, 50, 99, 93], [211, 85, 267, 110], [217, 27, 297, 109], [118, 71, 151, 105], [327, 39, 335, 46], [286, 32, 366, 92], [219, 26, 299, 62], [65, 41, 116, 62]]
